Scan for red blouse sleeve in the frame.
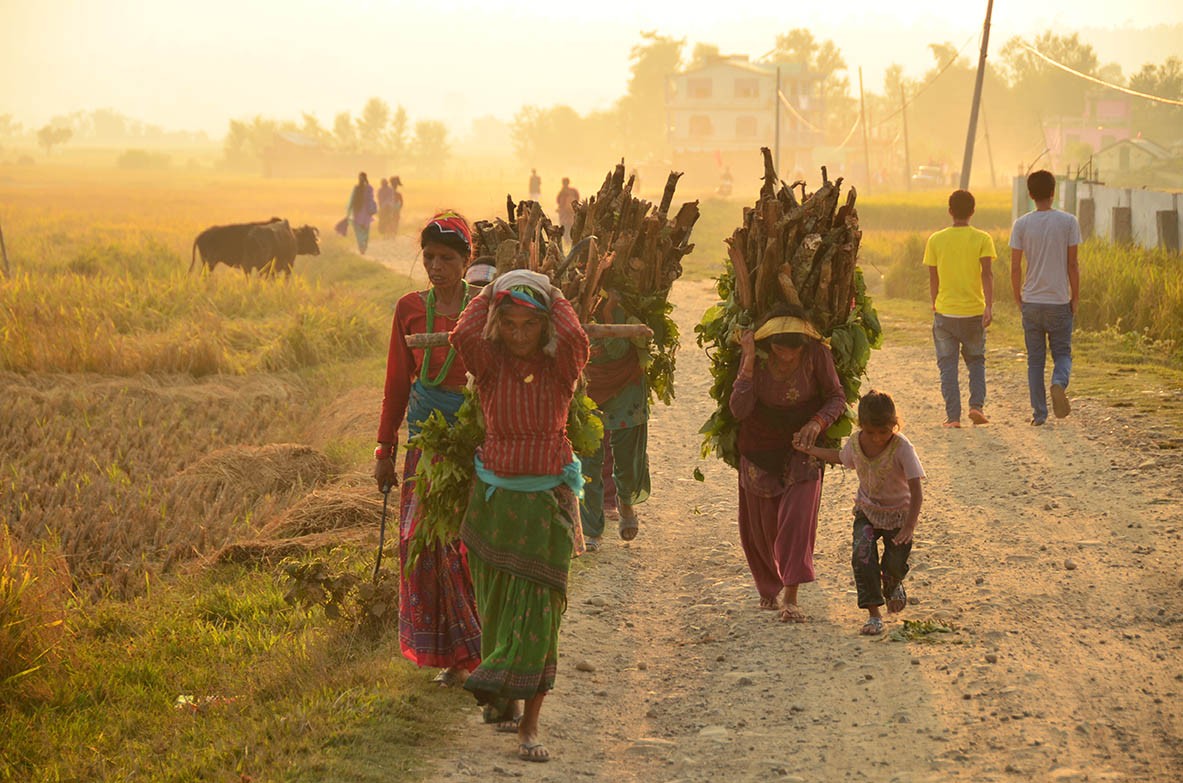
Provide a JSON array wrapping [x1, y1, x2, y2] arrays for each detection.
[[550, 296, 590, 386], [376, 296, 416, 444], [451, 294, 494, 382]]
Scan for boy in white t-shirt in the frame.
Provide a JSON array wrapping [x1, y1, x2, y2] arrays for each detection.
[[1009, 170, 1081, 425], [795, 390, 925, 636]]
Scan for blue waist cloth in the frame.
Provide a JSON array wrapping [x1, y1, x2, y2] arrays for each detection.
[[406, 379, 464, 438], [474, 453, 584, 500]]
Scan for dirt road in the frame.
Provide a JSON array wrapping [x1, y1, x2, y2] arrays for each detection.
[[372, 238, 1183, 782]]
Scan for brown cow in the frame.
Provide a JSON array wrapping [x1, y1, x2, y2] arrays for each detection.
[[190, 217, 282, 273], [243, 221, 321, 278]]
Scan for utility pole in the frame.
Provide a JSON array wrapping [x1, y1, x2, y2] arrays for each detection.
[[774, 66, 782, 175], [959, 0, 994, 190], [901, 85, 912, 191], [981, 103, 998, 189], [858, 67, 871, 190]]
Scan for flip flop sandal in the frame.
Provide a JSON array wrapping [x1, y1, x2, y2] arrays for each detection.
[[886, 583, 908, 614], [518, 742, 550, 762], [618, 509, 639, 541], [860, 616, 885, 635]]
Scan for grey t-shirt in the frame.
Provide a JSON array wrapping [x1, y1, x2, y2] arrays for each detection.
[[1009, 209, 1081, 305]]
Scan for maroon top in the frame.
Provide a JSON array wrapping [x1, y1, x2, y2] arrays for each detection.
[[729, 340, 847, 497]]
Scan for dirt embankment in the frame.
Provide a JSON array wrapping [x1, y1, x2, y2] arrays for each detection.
[[370, 238, 1182, 783]]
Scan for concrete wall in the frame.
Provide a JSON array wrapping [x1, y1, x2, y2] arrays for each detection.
[[1012, 177, 1183, 253]]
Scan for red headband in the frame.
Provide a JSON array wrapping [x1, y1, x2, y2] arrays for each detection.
[[423, 212, 472, 256]]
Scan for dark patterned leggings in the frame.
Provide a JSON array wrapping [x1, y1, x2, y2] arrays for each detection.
[[851, 511, 912, 609]]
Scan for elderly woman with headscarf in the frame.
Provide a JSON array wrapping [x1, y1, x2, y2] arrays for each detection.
[[731, 304, 847, 624], [450, 268, 590, 763], [374, 211, 482, 686]]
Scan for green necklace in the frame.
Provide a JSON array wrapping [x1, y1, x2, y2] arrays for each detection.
[[420, 281, 470, 387]]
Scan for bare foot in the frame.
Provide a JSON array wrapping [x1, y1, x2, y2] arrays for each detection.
[[759, 596, 778, 610]]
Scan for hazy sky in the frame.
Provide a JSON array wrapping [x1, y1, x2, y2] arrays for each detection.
[[2, 0, 1181, 137]]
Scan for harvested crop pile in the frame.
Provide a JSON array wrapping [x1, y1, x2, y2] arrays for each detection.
[[696, 148, 882, 468], [257, 485, 384, 539], [171, 443, 333, 505]]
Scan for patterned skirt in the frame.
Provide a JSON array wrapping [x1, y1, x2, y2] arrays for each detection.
[[461, 478, 576, 702], [397, 447, 482, 671]]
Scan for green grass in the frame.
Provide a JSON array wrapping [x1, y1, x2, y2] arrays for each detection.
[[1, 559, 465, 782]]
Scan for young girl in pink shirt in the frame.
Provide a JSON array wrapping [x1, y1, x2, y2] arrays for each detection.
[[795, 390, 925, 635]]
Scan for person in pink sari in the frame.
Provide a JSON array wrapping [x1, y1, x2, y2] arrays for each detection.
[[730, 305, 847, 623]]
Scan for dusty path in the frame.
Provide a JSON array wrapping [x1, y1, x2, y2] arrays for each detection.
[[369, 237, 1183, 782]]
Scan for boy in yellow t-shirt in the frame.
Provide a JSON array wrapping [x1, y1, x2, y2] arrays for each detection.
[[923, 189, 996, 428]]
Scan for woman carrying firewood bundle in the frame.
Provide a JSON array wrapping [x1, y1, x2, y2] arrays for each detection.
[[731, 304, 847, 623], [450, 269, 590, 763], [580, 293, 650, 548], [373, 211, 482, 685]]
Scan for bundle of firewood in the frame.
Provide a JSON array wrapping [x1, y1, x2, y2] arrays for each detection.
[[566, 161, 701, 404], [697, 148, 882, 468]]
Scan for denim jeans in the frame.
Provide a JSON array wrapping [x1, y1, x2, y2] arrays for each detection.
[[932, 313, 986, 423], [1020, 302, 1074, 422], [851, 512, 911, 609]]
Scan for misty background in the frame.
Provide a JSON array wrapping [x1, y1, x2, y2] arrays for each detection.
[[2, 0, 1181, 190]]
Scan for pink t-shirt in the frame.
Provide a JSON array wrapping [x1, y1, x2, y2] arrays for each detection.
[[839, 431, 925, 530]]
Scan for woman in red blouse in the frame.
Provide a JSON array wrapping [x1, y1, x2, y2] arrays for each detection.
[[451, 269, 590, 763], [374, 211, 482, 685]]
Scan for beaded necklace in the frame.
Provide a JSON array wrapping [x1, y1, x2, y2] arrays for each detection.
[[419, 281, 471, 387]]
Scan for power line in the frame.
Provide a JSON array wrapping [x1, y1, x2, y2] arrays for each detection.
[[1016, 40, 1183, 107]]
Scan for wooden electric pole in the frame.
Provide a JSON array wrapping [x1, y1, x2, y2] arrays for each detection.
[[774, 66, 782, 176], [901, 85, 912, 191], [959, 0, 994, 190], [859, 67, 871, 189]]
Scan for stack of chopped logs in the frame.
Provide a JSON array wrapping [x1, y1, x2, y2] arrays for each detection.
[[728, 147, 861, 332], [569, 162, 700, 320]]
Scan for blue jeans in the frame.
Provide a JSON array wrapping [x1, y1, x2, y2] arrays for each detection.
[[932, 314, 986, 423], [1021, 302, 1074, 422]]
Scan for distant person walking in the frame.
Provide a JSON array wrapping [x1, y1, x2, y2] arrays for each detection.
[[556, 177, 579, 239], [345, 172, 378, 254], [1009, 170, 1081, 425], [528, 169, 542, 202], [923, 189, 996, 428], [389, 176, 404, 236], [377, 178, 395, 236]]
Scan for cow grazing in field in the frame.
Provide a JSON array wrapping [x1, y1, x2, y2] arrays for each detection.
[[190, 217, 283, 273], [243, 221, 321, 278], [190, 219, 320, 278]]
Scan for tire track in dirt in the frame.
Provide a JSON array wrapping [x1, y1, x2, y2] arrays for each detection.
[[366, 240, 1182, 782]]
